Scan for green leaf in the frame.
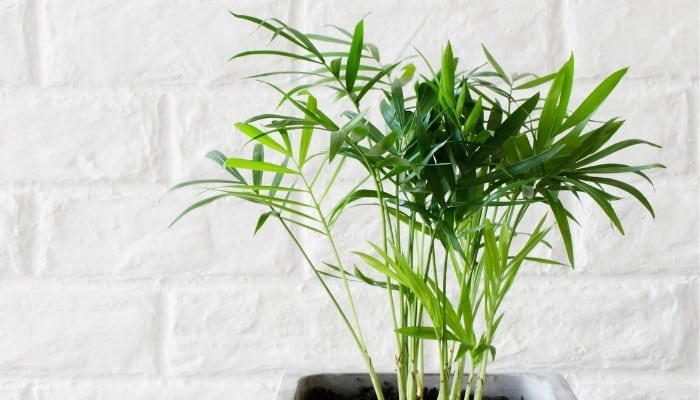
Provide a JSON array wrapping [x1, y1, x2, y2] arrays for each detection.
[[468, 93, 539, 168], [572, 163, 664, 176], [279, 216, 326, 235], [560, 177, 625, 234], [306, 33, 351, 45], [168, 194, 229, 228], [367, 131, 397, 156], [269, 157, 290, 197], [482, 45, 509, 84], [557, 55, 575, 133], [168, 179, 241, 192], [536, 61, 567, 151], [440, 42, 456, 108], [220, 191, 317, 221], [354, 266, 398, 290], [224, 158, 299, 175], [330, 129, 347, 162], [487, 101, 503, 131], [254, 211, 274, 234], [346, 20, 364, 92], [252, 143, 264, 187], [380, 100, 399, 133], [268, 17, 325, 62], [230, 50, 320, 64], [560, 120, 623, 169], [330, 111, 368, 161], [482, 219, 501, 275], [353, 250, 400, 281], [230, 13, 309, 50], [206, 150, 246, 183], [330, 58, 341, 78], [539, 188, 575, 266], [299, 94, 317, 166], [245, 70, 327, 80], [522, 257, 567, 266], [365, 43, 380, 61], [260, 81, 340, 131], [399, 64, 416, 86], [576, 139, 660, 167], [456, 79, 468, 118], [356, 62, 400, 102], [235, 122, 289, 155], [579, 175, 656, 217], [559, 68, 627, 132], [462, 97, 483, 135], [395, 326, 461, 342], [223, 184, 301, 192], [513, 72, 557, 90]]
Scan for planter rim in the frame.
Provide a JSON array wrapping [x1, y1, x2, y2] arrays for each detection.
[[274, 370, 577, 400]]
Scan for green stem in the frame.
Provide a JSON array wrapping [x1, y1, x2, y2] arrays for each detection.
[[449, 357, 465, 400], [296, 162, 386, 400], [438, 359, 450, 400], [277, 218, 357, 341], [465, 365, 475, 400], [473, 356, 489, 400]]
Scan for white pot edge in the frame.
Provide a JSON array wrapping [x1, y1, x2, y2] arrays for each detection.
[[274, 370, 577, 400]]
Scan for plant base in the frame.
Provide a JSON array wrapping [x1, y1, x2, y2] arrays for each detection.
[[274, 372, 577, 400]]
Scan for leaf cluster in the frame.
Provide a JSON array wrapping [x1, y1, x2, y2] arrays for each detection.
[[170, 13, 663, 400]]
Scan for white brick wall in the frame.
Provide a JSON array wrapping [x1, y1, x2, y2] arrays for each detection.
[[0, 1, 697, 399]]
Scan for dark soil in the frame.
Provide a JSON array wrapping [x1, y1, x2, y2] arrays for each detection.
[[304, 382, 511, 400]]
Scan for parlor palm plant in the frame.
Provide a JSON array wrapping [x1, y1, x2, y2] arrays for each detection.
[[171, 13, 662, 400]]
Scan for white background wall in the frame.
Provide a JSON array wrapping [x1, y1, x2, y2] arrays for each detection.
[[0, 0, 698, 399]]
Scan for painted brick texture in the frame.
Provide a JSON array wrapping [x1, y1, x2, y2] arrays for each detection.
[[0, 1, 697, 399]]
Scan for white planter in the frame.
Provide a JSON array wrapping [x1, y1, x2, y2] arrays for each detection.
[[275, 372, 577, 400]]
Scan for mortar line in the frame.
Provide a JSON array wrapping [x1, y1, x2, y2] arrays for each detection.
[[0, 271, 694, 290], [558, 0, 572, 56], [157, 289, 172, 377], [22, 0, 46, 87], [691, 80, 700, 397], [156, 93, 177, 185], [22, 383, 36, 400], [23, 191, 40, 278], [288, 0, 302, 30]]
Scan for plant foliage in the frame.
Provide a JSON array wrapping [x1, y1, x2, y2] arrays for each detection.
[[171, 13, 663, 400]]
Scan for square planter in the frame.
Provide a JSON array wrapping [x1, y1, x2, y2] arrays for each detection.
[[275, 372, 577, 400]]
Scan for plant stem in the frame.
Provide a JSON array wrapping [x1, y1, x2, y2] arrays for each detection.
[[296, 161, 386, 400], [438, 361, 450, 400], [465, 365, 475, 400], [473, 356, 489, 400], [448, 357, 465, 400]]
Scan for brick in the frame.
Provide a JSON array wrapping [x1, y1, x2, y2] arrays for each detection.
[[0, 380, 29, 400], [0, 89, 159, 183], [0, 2, 695, 398], [168, 84, 283, 182], [519, 175, 696, 276], [517, 77, 688, 174], [490, 277, 698, 371], [40, 0, 294, 85], [567, 0, 699, 78], [0, 192, 32, 276], [0, 0, 29, 84], [167, 281, 396, 375], [569, 79, 691, 174], [33, 377, 276, 400], [301, 0, 567, 74], [40, 186, 302, 277], [576, 175, 698, 274], [569, 372, 699, 400], [516, 80, 691, 274], [0, 288, 158, 374]]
